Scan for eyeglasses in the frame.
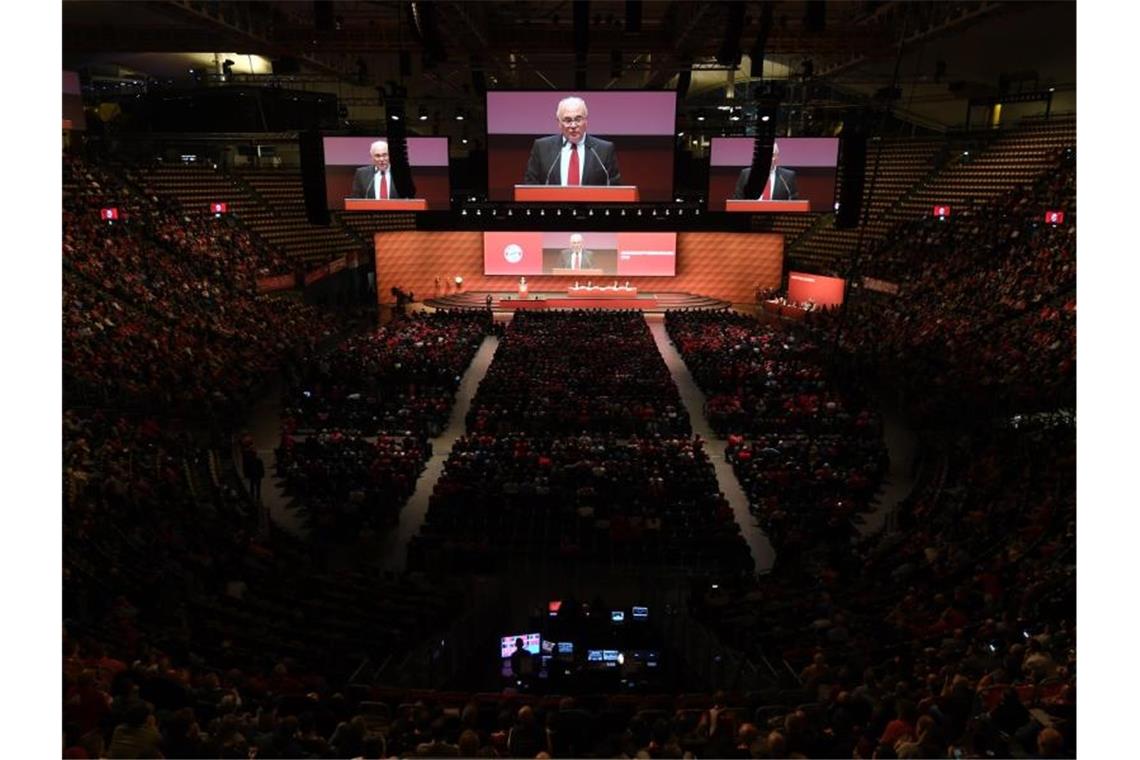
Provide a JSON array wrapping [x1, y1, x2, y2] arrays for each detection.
[[559, 116, 586, 126]]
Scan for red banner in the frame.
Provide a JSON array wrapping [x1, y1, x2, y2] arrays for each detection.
[[256, 274, 296, 293]]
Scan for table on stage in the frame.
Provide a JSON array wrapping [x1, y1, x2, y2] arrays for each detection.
[[762, 300, 810, 320], [567, 285, 639, 298]]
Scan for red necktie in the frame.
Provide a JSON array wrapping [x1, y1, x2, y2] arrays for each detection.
[[379, 171, 388, 199], [760, 171, 773, 201], [567, 143, 580, 186]]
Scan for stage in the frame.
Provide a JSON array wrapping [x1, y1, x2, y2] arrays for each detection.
[[422, 291, 731, 314]]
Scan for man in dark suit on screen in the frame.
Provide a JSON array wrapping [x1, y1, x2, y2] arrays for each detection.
[[557, 233, 595, 271], [350, 140, 402, 199], [522, 96, 622, 186], [732, 141, 798, 200]]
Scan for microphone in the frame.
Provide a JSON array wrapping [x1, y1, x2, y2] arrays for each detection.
[[365, 167, 378, 198], [544, 149, 562, 184], [588, 144, 611, 186]]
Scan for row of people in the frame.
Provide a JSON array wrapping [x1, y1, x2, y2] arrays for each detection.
[[411, 433, 753, 574], [467, 311, 690, 437]]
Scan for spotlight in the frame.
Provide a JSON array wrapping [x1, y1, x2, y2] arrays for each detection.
[[418, 107, 428, 121], [761, 115, 770, 122]]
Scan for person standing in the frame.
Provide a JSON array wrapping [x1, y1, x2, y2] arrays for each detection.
[[350, 140, 401, 199]]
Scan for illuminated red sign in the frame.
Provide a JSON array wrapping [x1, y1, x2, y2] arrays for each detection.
[[933, 205, 951, 219]]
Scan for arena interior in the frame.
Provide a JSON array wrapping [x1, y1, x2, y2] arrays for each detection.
[[28, 1, 1114, 757]]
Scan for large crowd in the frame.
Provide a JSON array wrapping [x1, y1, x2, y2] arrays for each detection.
[[666, 309, 888, 573], [59, 134, 1078, 758], [467, 311, 689, 437], [276, 310, 491, 539], [691, 420, 1076, 759], [809, 150, 1077, 422], [63, 155, 339, 415], [410, 311, 751, 574]]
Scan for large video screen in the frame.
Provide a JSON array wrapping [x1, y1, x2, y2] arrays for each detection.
[[483, 231, 677, 276], [487, 91, 676, 202], [708, 137, 839, 212], [323, 136, 450, 210], [63, 71, 86, 131]]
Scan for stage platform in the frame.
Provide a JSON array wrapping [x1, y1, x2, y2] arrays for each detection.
[[422, 291, 731, 314]]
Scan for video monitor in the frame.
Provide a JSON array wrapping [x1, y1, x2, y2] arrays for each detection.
[[483, 231, 677, 276], [487, 91, 676, 202], [500, 633, 541, 658], [611, 611, 625, 624], [708, 137, 839, 212], [557, 642, 574, 655], [541, 640, 556, 655], [631, 606, 649, 620], [323, 136, 450, 211], [587, 649, 604, 662]]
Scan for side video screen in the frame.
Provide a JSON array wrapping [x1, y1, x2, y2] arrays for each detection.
[[483, 231, 677, 276], [323, 136, 450, 210], [708, 137, 839, 212], [487, 91, 676, 202]]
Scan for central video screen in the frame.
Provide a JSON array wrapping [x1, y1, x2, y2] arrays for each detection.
[[486, 91, 677, 202], [483, 231, 677, 276]]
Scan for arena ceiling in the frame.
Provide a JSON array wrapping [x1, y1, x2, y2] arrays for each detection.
[[62, 1, 1076, 130]]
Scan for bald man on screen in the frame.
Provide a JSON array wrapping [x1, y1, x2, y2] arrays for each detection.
[[351, 140, 402, 199], [523, 97, 622, 186], [558, 234, 595, 270]]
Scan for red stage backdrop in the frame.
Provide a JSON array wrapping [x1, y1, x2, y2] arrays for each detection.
[[787, 271, 846, 306], [375, 231, 783, 306]]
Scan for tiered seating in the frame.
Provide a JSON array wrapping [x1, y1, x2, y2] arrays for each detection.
[[693, 420, 1075, 759], [237, 168, 368, 265], [897, 117, 1076, 222], [336, 209, 420, 241], [789, 136, 947, 272], [810, 151, 1076, 420], [63, 411, 462, 695], [63, 155, 337, 411]]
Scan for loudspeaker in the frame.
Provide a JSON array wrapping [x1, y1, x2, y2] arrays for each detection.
[[299, 130, 330, 226], [384, 99, 416, 199], [743, 114, 777, 199], [835, 115, 867, 229]]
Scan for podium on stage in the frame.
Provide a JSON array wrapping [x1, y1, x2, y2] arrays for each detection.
[[514, 185, 639, 202], [344, 198, 428, 211], [550, 268, 605, 276], [725, 199, 811, 213]]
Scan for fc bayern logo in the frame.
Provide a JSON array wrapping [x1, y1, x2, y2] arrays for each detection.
[[503, 243, 524, 264]]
